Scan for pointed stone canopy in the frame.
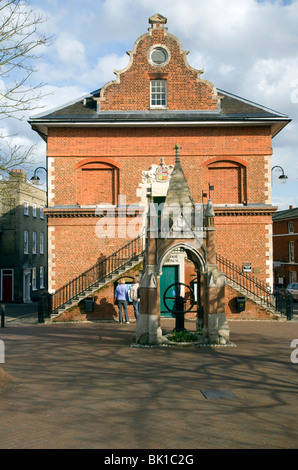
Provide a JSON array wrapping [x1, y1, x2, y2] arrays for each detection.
[[160, 144, 197, 235], [163, 144, 195, 208], [137, 144, 228, 345]]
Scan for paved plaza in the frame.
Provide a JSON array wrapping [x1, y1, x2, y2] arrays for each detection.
[[0, 317, 298, 449]]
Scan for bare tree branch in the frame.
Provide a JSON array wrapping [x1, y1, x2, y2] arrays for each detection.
[[0, 0, 51, 120], [0, 0, 50, 190]]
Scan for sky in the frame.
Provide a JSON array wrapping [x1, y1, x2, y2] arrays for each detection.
[[2, 0, 298, 210]]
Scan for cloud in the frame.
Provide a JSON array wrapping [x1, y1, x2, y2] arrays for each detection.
[[77, 53, 129, 88], [55, 33, 86, 66]]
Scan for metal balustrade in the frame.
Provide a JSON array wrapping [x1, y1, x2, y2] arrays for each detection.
[[216, 253, 275, 309], [50, 235, 144, 315]]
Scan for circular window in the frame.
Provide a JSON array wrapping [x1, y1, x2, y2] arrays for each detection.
[[151, 47, 168, 65]]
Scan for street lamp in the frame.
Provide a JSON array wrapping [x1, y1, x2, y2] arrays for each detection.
[[31, 166, 48, 208], [30, 166, 47, 184], [272, 165, 288, 184]]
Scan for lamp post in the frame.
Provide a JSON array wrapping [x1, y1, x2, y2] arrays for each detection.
[[30, 165, 48, 318], [30, 166, 47, 185], [272, 165, 288, 184], [31, 166, 47, 206]]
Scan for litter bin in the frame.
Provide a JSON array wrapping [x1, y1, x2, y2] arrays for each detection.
[[236, 296, 246, 313], [85, 297, 94, 312]]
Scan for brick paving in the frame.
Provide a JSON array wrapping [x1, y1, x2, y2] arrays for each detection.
[[0, 318, 298, 449]]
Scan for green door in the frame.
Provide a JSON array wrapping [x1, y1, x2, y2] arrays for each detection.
[[160, 265, 179, 317]]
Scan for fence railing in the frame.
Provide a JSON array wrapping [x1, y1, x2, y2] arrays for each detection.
[[51, 235, 144, 314], [216, 253, 275, 309]]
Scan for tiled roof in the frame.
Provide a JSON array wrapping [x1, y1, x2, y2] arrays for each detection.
[[28, 87, 290, 141], [31, 88, 289, 121], [273, 207, 298, 221]]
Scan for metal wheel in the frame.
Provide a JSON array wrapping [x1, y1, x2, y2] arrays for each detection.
[[163, 282, 195, 314]]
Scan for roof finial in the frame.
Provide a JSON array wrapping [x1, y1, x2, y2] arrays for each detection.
[[175, 144, 181, 163], [149, 14, 167, 26]]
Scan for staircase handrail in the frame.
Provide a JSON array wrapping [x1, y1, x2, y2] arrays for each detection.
[[216, 253, 275, 309], [50, 234, 145, 314]]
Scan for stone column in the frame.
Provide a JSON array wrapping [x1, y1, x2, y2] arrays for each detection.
[[135, 266, 163, 344]]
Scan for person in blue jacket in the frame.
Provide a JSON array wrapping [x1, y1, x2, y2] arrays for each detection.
[[114, 278, 130, 324]]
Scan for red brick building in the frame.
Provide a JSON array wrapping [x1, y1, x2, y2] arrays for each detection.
[[29, 14, 290, 320], [273, 206, 298, 287]]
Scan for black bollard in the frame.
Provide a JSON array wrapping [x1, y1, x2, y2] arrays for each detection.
[[1, 305, 5, 328], [174, 296, 185, 332]]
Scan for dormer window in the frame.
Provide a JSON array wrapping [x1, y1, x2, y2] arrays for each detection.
[[150, 80, 167, 108]]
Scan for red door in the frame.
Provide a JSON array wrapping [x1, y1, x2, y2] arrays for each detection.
[[1, 269, 14, 302]]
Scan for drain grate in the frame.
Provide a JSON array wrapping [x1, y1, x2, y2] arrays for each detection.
[[201, 389, 237, 400]]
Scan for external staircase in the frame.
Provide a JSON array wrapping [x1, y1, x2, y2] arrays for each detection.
[[49, 235, 144, 319], [216, 253, 277, 313], [47, 236, 278, 320]]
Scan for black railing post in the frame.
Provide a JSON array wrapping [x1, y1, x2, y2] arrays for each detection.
[[1, 305, 5, 328]]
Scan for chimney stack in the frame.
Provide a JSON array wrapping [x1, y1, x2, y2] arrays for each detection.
[[9, 169, 27, 183]]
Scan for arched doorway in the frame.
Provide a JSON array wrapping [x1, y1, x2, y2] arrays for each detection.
[[158, 243, 206, 328], [135, 145, 229, 345]]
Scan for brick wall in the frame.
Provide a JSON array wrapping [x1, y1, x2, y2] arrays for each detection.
[[99, 25, 219, 111], [47, 126, 272, 207], [214, 211, 274, 284]]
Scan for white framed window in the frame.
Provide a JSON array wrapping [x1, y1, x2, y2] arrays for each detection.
[[24, 201, 29, 216], [33, 203, 37, 217], [40, 267, 45, 289], [288, 221, 294, 233], [40, 206, 44, 219], [40, 232, 45, 254], [32, 267, 37, 290], [32, 231, 37, 254], [24, 230, 29, 254], [289, 241, 295, 263], [150, 80, 167, 108]]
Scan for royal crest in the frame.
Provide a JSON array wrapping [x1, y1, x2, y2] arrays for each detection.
[[155, 163, 169, 182]]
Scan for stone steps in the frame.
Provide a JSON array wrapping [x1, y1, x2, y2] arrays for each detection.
[[49, 255, 143, 321]]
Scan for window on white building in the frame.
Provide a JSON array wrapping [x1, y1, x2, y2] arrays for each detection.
[[32, 267, 37, 290], [40, 267, 45, 289], [24, 201, 29, 216], [40, 206, 44, 219], [33, 203, 37, 217], [24, 230, 29, 254], [32, 232, 37, 254], [40, 232, 45, 254]]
